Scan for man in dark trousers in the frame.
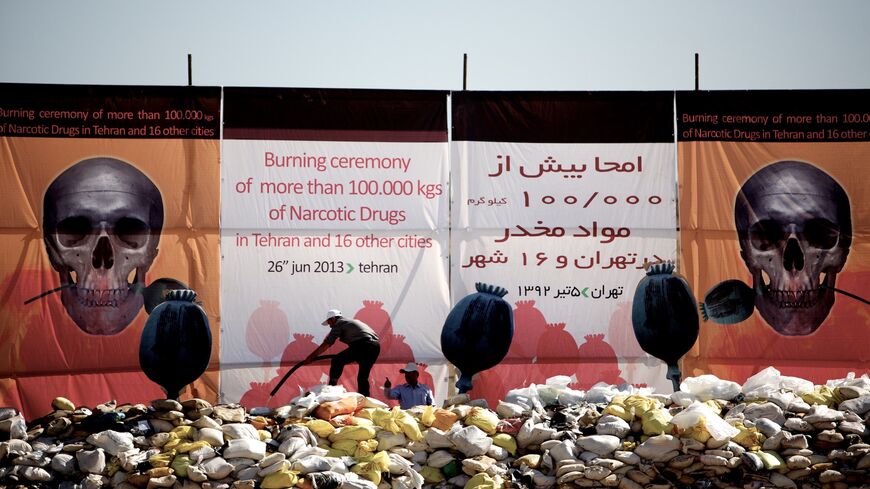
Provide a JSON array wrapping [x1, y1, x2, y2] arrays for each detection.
[[305, 309, 381, 396], [383, 362, 434, 409]]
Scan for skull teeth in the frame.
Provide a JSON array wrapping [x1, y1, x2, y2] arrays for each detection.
[[74, 287, 131, 308], [764, 287, 821, 308]]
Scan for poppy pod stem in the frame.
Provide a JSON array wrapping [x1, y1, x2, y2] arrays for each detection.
[[667, 363, 681, 391]]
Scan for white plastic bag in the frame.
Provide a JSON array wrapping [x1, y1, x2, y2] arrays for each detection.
[[426, 450, 455, 468], [449, 425, 492, 457], [377, 431, 407, 452], [516, 417, 556, 448], [670, 402, 739, 442], [827, 372, 870, 390], [556, 388, 586, 405], [504, 385, 543, 412], [743, 367, 782, 399], [341, 473, 378, 489], [584, 383, 621, 404], [423, 427, 455, 450], [387, 453, 413, 475], [496, 401, 526, 419], [680, 374, 741, 402], [743, 366, 815, 398]]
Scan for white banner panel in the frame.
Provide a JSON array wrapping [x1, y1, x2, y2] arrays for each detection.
[[451, 141, 678, 402], [221, 138, 451, 406], [222, 140, 448, 230]]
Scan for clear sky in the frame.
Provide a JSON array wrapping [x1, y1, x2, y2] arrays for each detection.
[[2, 0, 869, 91]]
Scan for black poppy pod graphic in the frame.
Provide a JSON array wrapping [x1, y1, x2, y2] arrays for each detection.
[[441, 283, 514, 393], [140, 289, 212, 399], [631, 262, 699, 391], [700, 279, 755, 325]]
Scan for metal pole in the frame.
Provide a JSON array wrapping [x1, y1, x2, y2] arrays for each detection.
[[463, 53, 468, 90], [694, 53, 699, 91], [188, 54, 193, 86]]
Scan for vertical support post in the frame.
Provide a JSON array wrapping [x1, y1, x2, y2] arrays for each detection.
[[694, 53, 699, 91], [188, 54, 193, 87], [463, 53, 468, 91]]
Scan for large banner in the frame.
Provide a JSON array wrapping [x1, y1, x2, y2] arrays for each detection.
[[451, 92, 677, 404], [0, 84, 221, 416], [3, 84, 869, 417], [677, 90, 870, 383], [220, 89, 451, 406]]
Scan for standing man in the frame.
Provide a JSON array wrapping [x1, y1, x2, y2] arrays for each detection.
[[305, 309, 380, 396], [383, 362, 434, 409]]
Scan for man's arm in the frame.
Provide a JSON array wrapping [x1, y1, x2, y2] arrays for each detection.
[[304, 338, 332, 363], [383, 378, 398, 400]]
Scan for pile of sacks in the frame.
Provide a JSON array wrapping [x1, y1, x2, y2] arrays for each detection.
[[2, 368, 870, 489]]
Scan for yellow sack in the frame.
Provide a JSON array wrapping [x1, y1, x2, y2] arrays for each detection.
[[368, 450, 391, 472], [148, 449, 177, 468], [162, 437, 183, 451], [704, 400, 725, 414], [326, 448, 350, 458], [336, 415, 375, 427], [370, 408, 402, 433], [307, 419, 337, 438], [420, 405, 436, 427], [262, 469, 300, 489], [431, 408, 459, 432], [350, 452, 390, 486], [258, 429, 272, 441], [104, 459, 121, 477], [332, 439, 359, 454], [395, 409, 424, 442], [176, 440, 212, 454], [328, 425, 377, 443], [731, 424, 763, 450], [420, 466, 444, 484], [679, 417, 711, 443], [465, 407, 499, 435], [623, 395, 659, 417], [171, 454, 192, 478], [757, 450, 786, 472], [466, 472, 502, 489], [351, 465, 381, 485], [357, 439, 378, 453], [641, 408, 673, 436], [512, 454, 540, 469], [602, 397, 632, 422], [801, 386, 835, 407], [170, 425, 196, 440], [356, 408, 376, 420], [491, 433, 517, 456], [149, 432, 178, 448]]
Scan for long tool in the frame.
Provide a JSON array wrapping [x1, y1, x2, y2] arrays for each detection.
[[267, 354, 336, 403]]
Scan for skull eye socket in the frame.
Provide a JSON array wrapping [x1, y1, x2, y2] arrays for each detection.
[[804, 218, 839, 249], [114, 217, 149, 248], [749, 219, 784, 251], [56, 216, 92, 247]]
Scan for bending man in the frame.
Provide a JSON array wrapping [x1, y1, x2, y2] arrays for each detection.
[[305, 309, 381, 396]]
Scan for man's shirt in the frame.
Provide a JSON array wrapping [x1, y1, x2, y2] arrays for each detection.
[[385, 383, 433, 409], [325, 317, 379, 345]]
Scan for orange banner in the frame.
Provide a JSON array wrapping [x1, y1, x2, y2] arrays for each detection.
[[0, 85, 221, 417], [679, 141, 870, 383]]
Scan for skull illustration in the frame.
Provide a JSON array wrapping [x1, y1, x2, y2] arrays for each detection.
[[43, 157, 164, 335], [734, 161, 851, 336]]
